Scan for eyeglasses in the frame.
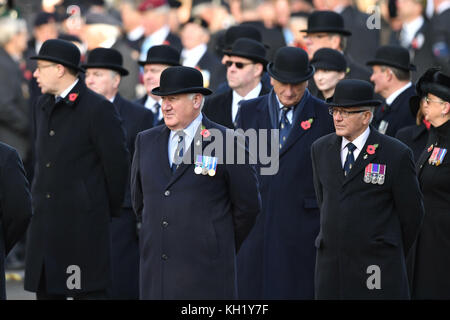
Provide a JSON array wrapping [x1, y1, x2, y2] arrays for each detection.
[[328, 107, 368, 118], [423, 96, 445, 105], [225, 61, 254, 69], [36, 63, 56, 71]]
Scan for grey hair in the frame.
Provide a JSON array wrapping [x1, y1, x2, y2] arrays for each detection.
[[0, 18, 27, 46], [188, 93, 205, 110], [361, 106, 376, 123]]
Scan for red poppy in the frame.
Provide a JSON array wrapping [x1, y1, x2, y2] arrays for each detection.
[[162, 40, 170, 45], [200, 129, 210, 138], [366, 145, 376, 155], [68, 93, 78, 102], [300, 121, 311, 130], [427, 145, 433, 152]]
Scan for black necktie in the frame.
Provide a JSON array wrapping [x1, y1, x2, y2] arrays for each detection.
[[153, 102, 161, 126], [343, 142, 357, 176], [171, 132, 185, 173], [279, 106, 292, 149]]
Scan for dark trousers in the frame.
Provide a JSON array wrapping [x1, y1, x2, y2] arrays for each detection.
[[36, 266, 107, 300]]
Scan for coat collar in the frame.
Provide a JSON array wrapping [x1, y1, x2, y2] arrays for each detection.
[[41, 78, 85, 115]]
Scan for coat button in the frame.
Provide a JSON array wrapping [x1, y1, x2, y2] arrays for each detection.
[[162, 221, 169, 228], [164, 190, 170, 196], [46, 193, 51, 199], [46, 162, 51, 168], [49, 130, 55, 136], [161, 254, 168, 260]]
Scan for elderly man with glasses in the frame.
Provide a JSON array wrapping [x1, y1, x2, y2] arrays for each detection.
[[311, 79, 424, 299]]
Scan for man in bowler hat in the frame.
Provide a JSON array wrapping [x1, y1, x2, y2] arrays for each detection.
[[368, 45, 417, 137], [236, 46, 334, 299], [135, 45, 180, 127], [311, 79, 424, 299], [203, 38, 271, 129], [24, 39, 129, 299], [83, 47, 154, 299], [130, 66, 261, 299]]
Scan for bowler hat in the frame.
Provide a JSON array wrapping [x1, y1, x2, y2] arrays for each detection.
[[85, 12, 121, 27], [34, 12, 56, 27], [311, 48, 347, 72], [152, 66, 212, 96], [138, 45, 181, 66], [30, 39, 83, 73], [301, 11, 351, 36], [82, 48, 129, 76], [182, 17, 209, 30], [222, 38, 267, 66], [329, 79, 382, 107], [221, 25, 263, 51], [267, 47, 314, 83], [366, 45, 416, 71]]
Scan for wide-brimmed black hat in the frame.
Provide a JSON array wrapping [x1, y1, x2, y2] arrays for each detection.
[[222, 38, 267, 66], [30, 39, 83, 72], [138, 45, 181, 66], [82, 48, 129, 76], [151, 66, 212, 96], [366, 45, 416, 71], [416, 67, 450, 102], [267, 47, 314, 83], [301, 11, 351, 36], [311, 48, 346, 72], [409, 95, 422, 117], [329, 79, 383, 107]]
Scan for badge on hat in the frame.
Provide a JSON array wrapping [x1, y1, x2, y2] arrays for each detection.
[[194, 155, 218, 176], [364, 163, 386, 185], [428, 147, 447, 166]]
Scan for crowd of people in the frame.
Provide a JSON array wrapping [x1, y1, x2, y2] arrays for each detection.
[[0, 0, 449, 300]]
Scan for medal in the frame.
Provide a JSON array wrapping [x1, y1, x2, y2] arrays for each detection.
[[194, 155, 203, 174], [378, 164, 386, 185], [202, 156, 209, 175], [429, 147, 439, 165], [208, 157, 218, 176], [364, 163, 372, 183], [436, 148, 447, 166], [371, 163, 379, 184]]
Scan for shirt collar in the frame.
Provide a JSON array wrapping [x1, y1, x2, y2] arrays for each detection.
[[341, 126, 371, 151], [169, 113, 203, 143], [232, 82, 262, 102], [127, 26, 145, 41], [181, 44, 207, 67], [437, 1, 450, 14], [98, 37, 117, 49], [402, 16, 424, 36], [385, 82, 412, 106], [149, 25, 170, 45], [57, 78, 79, 99]]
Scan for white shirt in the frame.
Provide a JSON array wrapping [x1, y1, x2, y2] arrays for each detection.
[[437, 1, 450, 14], [168, 113, 203, 167], [139, 25, 170, 61], [276, 95, 294, 124], [57, 78, 79, 100], [127, 26, 145, 42], [385, 82, 412, 106], [231, 82, 262, 123], [400, 16, 424, 47], [340, 126, 371, 167], [144, 95, 163, 122], [181, 44, 207, 68]]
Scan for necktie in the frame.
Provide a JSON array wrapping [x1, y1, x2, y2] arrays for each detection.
[[153, 102, 161, 126], [55, 96, 63, 104], [171, 131, 185, 172], [343, 142, 357, 177], [279, 106, 292, 149]]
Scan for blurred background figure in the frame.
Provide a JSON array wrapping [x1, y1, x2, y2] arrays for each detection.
[[429, 0, 450, 75], [119, 0, 145, 52], [180, 17, 225, 91], [0, 16, 30, 271], [311, 48, 347, 102], [287, 11, 310, 50]]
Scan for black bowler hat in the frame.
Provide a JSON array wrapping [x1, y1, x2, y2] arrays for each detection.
[[82, 48, 129, 76], [301, 11, 351, 36], [34, 11, 56, 27], [311, 48, 346, 72], [152, 66, 212, 96], [138, 45, 181, 66], [329, 79, 382, 107], [267, 47, 314, 83], [222, 25, 263, 50], [366, 45, 416, 71], [182, 17, 209, 30], [30, 39, 83, 73], [223, 38, 267, 66]]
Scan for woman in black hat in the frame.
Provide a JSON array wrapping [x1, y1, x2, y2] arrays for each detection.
[[411, 68, 450, 299], [311, 48, 346, 102]]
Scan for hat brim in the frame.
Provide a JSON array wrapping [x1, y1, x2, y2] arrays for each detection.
[[30, 55, 84, 73], [311, 61, 346, 72], [300, 28, 352, 36], [222, 50, 268, 68], [366, 59, 416, 71], [81, 63, 129, 76], [267, 63, 314, 83], [409, 95, 421, 117], [138, 59, 181, 67], [151, 86, 212, 96], [328, 99, 383, 108]]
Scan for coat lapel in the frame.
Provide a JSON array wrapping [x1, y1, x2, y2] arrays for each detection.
[[416, 142, 433, 176], [329, 134, 345, 185], [342, 128, 380, 186], [158, 126, 172, 179]]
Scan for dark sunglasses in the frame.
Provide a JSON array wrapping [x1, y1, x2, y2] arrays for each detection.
[[225, 60, 254, 69]]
